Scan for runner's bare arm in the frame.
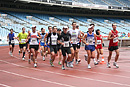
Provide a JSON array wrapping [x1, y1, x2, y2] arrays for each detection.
[[108, 32, 114, 40], [94, 34, 97, 47], [82, 34, 89, 45], [37, 32, 42, 39], [44, 33, 48, 45]]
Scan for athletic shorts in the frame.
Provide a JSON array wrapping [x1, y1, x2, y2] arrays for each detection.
[[9, 42, 15, 47], [19, 44, 27, 49], [77, 42, 81, 49], [108, 46, 118, 51], [61, 47, 71, 56], [85, 45, 95, 52], [57, 45, 61, 51], [72, 44, 78, 51], [40, 42, 47, 47], [50, 45, 58, 54], [29, 45, 39, 51], [96, 44, 102, 49]]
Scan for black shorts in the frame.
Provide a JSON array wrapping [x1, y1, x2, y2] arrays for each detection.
[[61, 47, 71, 56], [29, 45, 39, 51], [72, 44, 78, 51], [108, 46, 119, 51], [9, 42, 15, 47], [50, 45, 58, 54], [77, 42, 81, 49], [57, 45, 61, 51], [19, 44, 27, 49]]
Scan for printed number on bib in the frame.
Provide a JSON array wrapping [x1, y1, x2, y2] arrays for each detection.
[[97, 40, 101, 45], [21, 39, 26, 43], [71, 37, 76, 43], [31, 38, 37, 43], [11, 40, 15, 44], [52, 40, 57, 45], [64, 41, 69, 47], [113, 37, 118, 43], [88, 39, 93, 45]]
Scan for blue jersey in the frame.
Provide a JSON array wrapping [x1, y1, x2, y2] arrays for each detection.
[[40, 33, 46, 43], [86, 32, 95, 46], [9, 33, 15, 41]]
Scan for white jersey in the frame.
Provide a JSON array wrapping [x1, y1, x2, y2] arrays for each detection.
[[29, 31, 39, 45], [68, 29, 80, 44]]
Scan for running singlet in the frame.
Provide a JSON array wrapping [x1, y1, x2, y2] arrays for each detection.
[[9, 33, 15, 44], [68, 29, 80, 44], [40, 33, 46, 43], [86, 32, 95, 45], [51, 33, 58, 45], [17, 32, 28, 44], [97, 35, 102, 45], [109, 30, 118, 47], [29, 31, 39, 45]]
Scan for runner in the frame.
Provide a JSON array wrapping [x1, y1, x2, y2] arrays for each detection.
[[76, 25, 84, 64], [17, 27, 28, 61], [107, 23, 119, 68], [95, 29, 103, 63], [83, 26, 97, 69], [7, 29, 16, 56], [68, 22, 81, 66], [40, 28, 47, 61], [58, 26, 72, 70], [46, 26, 60, 67], [44, 26, 52, 57], [28, 25, 41, 68], [57, 28, 62, 65]]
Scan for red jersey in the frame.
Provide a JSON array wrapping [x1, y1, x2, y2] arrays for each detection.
[[109, 30, 118, 47], [96, 35, 102, 45]]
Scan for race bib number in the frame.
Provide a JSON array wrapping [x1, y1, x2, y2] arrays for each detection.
[[113, 37, 118, 43], [41, 39, 44, 43], [21, 39, 26, 43], [88, 39, 93, 45], [52, 40, 57, 45], [11, 40, 15, 44], [97, 40, 101, 45], [31, 38, 37, 43], [64, 41, 69, 47]]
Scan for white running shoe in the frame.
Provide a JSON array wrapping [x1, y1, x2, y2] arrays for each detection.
[[76, 61, 79, 64], [34, 63, 37, 68], [84, 55, 88, 61], [94, 61, 98, 65], [22, 57, 25, 61], [62, 65, 65, 70], [107, 63, 111, 68], [43, 56, 45, 61], [113, 62, 119, 68], [69, 62, 73, 68], [88, 65, 91, 69], [78, 59, 81, 63]]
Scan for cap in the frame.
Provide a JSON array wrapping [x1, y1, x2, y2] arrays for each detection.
[[88, 26, 93, 29], [63, 26, 68, 29], [32, 25, 36, 28], [57, 28, 61, 31]]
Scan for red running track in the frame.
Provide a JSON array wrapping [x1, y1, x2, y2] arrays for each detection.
[[0, 46, 130, 87]]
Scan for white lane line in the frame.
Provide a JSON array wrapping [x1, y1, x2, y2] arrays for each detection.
[[0, 70, 75, 87], [1, 60, 130, 87], [0, 83, 11, 87], [5, 55, 130, 79]]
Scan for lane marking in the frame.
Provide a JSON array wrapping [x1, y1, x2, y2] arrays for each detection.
[[1, 60, 130, 87], [0, 70, 75, 87], [0, 83, 11, 87]]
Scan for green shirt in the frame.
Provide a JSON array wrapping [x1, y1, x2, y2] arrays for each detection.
[[17, 32, 28, 44]]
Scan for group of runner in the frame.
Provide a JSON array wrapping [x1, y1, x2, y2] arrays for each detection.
[[7, 22, 119, 70]]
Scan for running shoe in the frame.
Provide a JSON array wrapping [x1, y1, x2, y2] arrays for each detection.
[[34, 63, 37, 68], [94, 61, 98, 65], [50, 59, 54, 67], [84, 55, 88, 61], [62, 65, 65, 70], [113, 62, 119, 68], [28, 59, 31, 64], [78, 59, 81, 63], [107, 63, 111, 68], [58, 61, 62, 65], [18, 50, 20, 55], [69, 61, 73, 68], [22, 57, 25, 61], [88, 65, 91, 69], [97, 60, 100, 63], [43, 56, 45, 61], [76, 60, 79, 64]]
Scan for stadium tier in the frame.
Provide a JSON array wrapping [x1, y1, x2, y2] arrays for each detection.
[[0, 10, 130, 44]]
